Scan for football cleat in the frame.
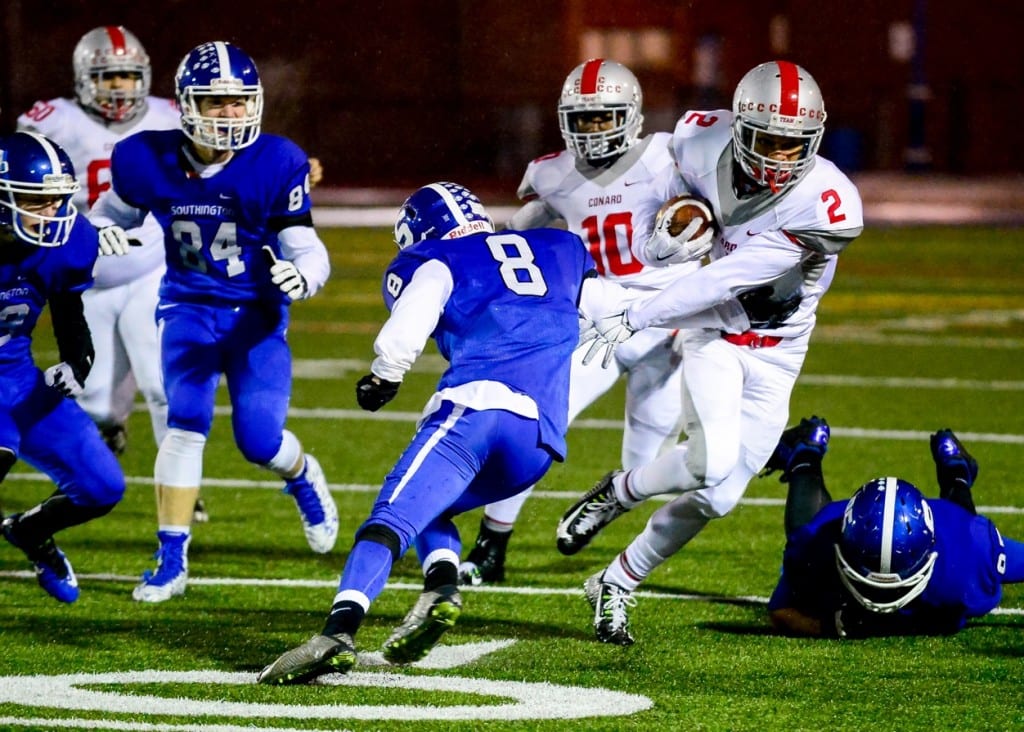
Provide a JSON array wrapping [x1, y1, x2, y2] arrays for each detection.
[[556, 471, 629, 556], [257, 633, 357, 685], [2, 516, 79, 603], [761, 416, 830, 482], [383, 584, 462, 664], [192, 497, 210, 524], [457, 521, 510, 586], [133, 531, 189, 603], [283, 455, 338, 554], [584, 571, 636, 646], [930, 429, 979, 487]]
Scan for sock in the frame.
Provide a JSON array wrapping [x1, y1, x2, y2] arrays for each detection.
[[783, 459, 830, 535], [10, 491, 113, 548], [323, 599, 366, 637], [424, 560, 458, 592]]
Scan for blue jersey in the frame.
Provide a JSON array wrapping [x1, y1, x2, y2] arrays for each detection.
[[0, 216, 97, 371], [771, 498, 1008, 635], [383, 228, 593, 460], [108, 129, 311, 305]]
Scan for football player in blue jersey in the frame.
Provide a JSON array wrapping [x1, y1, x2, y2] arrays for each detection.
[[88, 41, 337, 603], [257, 181, 634, 684], [763, 416, 1024, 638], [0, 131, 126, 603]]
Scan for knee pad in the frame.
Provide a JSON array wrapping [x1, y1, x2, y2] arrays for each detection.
[[355, 523, 402, 562], [155, 428, 207, 487]]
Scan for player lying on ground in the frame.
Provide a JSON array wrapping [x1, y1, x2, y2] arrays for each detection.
[[765, 416, 1024, 638]]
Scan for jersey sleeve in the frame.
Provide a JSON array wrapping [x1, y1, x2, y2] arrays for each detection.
[[372, 255, 453, 382], [784, 159, 864, 255], [262, 137, 313, 225]]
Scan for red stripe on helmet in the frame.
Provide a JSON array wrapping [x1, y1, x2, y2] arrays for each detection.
[[776, 60, 800, 117], [105, 25, 127, 54], [580, 59, 604, 94]]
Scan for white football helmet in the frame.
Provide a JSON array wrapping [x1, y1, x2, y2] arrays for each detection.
[[732, 60, 826, 193], [73, 26, 151, 122], [558, 59, 643, 162]]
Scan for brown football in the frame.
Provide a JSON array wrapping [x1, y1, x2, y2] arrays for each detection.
[[655, 195, 715, 238]]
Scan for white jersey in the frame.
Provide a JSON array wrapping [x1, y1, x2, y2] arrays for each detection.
[[515, 132, 697, 292], [17, 96, 180, 288], [629, 110, 863, 339]]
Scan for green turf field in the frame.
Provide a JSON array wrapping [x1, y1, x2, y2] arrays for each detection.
[[2, 224, 1023, 731]]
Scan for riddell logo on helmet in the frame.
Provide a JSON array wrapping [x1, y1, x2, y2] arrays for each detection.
[[443, 220, 492, 239], [738, 101, 823, 120]]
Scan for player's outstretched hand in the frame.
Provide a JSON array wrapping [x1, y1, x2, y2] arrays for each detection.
[[97, 225, 132, 256], [356, 373, 400, 411], [580, 311, 636, 368]]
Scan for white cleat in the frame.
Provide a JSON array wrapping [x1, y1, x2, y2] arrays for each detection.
[[285, 455, 338, 554]]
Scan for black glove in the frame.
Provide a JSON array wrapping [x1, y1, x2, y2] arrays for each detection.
[[355, 373, 400, 411], [738, 286, 802, 329]]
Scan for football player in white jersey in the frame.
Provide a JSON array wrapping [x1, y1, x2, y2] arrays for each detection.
[[458, 59, 715, 585], [558, 60, 865, 645], [18, 26, 177, 461]]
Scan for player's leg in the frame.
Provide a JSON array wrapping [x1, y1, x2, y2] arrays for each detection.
[[461, 343, 622, 584], [260, 403, 490, 684], [386, 409, 552, 661], [586, 341, 805, 644], [385, 520, 464, 663], [760, 415, 833, 535], [6, 381, 125, 603], [76, 285, 131, 454], [618, 327, 684, 468], [133, 305, 218, 602], [121, 266, 169, 447], [557, 332, 742, 555], [929, 429, 978, 515], [227, 307, 337, 554]]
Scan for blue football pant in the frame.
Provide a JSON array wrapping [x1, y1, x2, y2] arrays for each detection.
[[339, 402, 555, 604]]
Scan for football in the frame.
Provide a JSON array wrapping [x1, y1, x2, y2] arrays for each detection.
[[655, 195, 715, 239]]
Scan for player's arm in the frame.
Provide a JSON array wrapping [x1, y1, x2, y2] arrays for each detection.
[[627, 234, 804, 330], [89, 187, 148, 255], [507, 199, 559, 230], [355, 259, 453, 411], [45, 290, 94, 398], [769, 607, 825, 637]]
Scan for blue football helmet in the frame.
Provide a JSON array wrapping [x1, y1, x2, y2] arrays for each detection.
[[175, 41, 263, 151], [0, 132, 80, 247], [834, 476, 938, 613], [393, 182, 494, 249]]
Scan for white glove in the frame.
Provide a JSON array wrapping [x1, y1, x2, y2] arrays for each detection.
[[580, 311, 636, 368], [97, 225, 132, 256], [44, 362, 85, 398], [263, 246, 309, 301], [642, 199, 715, 266]]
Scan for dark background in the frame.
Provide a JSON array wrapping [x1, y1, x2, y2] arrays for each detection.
[[2, 1, 1019, 189]]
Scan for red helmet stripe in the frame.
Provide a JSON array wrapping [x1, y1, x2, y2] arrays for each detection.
[[580, 59, 604, 94], [776, 60, 800, 117], [105, 25, 127, 54]]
